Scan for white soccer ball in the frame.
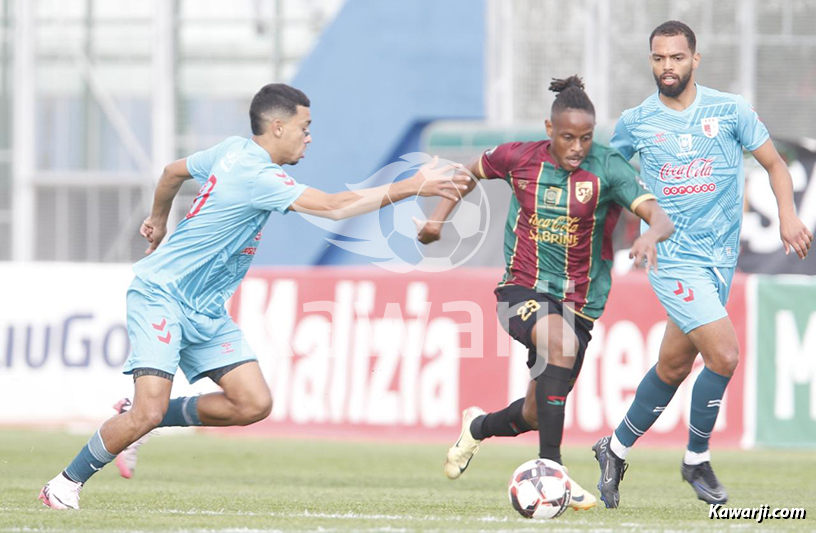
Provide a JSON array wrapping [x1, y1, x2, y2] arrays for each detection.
[[507, 458, 572, 519]]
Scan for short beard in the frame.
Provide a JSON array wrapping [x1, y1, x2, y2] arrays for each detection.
[[654, 71, 691, 98]]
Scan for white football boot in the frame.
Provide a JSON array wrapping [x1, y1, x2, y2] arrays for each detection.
[[564, 472, 598, 510], [38, 473, 82, 510], [113, 398, 153, 479], [444, 406, 486, 479]]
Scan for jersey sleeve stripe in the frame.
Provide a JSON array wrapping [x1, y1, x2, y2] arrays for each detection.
[[477, 153, 487, 179], [630, 193, 656, 213]]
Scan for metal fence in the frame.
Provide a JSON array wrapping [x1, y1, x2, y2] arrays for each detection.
[[1, 0, 342, 262], [487, 0, 816, 141]]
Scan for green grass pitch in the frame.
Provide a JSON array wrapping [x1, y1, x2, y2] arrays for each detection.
[[0, 429, 812, 531]]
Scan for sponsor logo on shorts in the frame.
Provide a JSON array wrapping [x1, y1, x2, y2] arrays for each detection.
[[151, 318, 172, 344], [673, 281, 695, 302]]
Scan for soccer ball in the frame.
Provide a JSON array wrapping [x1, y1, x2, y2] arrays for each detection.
[[507, 459, 572, 519]]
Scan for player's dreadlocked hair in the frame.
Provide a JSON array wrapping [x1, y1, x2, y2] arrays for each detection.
[[250, 83, 311, 135], [650, 20, 696, 53], [549, 75, 595, 117]]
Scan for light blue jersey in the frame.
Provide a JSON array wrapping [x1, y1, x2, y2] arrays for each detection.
[[611, 84, 769, 267], [133, 136, 307, 317]]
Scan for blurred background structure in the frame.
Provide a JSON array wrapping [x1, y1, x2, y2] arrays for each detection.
[[4, 0, 345, 263], [1, 0, 814, 268]]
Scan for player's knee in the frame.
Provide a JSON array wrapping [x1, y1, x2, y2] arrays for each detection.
[[714, 348, 739, 377], [658, 360, 693, 386], [256, 393, 273, 421], [129, 405, 165, 431], [546, 347, 575, 369], [238, 392, 273, 425]]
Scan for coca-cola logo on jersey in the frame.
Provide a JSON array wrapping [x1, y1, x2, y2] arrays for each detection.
[[659, 158, 715, 181]]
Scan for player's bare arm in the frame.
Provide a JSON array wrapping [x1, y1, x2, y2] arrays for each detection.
[[141, 158, 193, 255], [291, 156, 469, 221], [630, 199, 674, 272], [416, 159, 482, 244], [751, 139, 813, 259]]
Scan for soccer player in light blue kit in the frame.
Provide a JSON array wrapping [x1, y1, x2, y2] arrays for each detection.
[[593, 21, 813, 508], [38, 83, 469, 510]]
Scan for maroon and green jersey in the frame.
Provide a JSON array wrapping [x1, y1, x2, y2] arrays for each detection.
[[480, 140, 654, 321]]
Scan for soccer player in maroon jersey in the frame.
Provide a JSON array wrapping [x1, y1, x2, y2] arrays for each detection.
[[417, 76, 674, 509]]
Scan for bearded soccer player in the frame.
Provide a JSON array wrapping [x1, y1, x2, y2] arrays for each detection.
[[38, 83, 469, 510], [417, 76, 674, 510], [592, 21, 813, 508]]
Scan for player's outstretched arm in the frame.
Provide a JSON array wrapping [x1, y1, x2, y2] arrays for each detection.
[[416, 159, 481, 244], [141, 158, 193, 255], [290, 156, 469, 221], [630, 199, 674, 272], [751, 139, 813, 259]]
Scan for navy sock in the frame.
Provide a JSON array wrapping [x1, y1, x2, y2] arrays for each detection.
[[614, 365, 678, 447], [688, 367, 730, 453], [63, 431, 116, 483], [157, 396, 202, 427], [535, 364, 572, 464], [471, 398, 532, 440]]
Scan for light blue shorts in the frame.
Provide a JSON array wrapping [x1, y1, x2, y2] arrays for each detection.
[[122, 277, 256, 383], [648, 264, 735, 334]]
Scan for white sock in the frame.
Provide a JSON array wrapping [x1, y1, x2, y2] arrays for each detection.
[[610, 433, 630, 460], [684, 449, 711, 465]]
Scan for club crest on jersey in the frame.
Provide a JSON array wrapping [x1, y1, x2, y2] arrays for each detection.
[[701, 117, 719, 138], [575, 181, 593, 204]]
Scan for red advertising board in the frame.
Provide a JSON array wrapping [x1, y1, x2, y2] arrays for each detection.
[[223, 268, 746, 448]]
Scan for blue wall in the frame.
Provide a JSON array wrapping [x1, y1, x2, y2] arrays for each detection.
[[254, 0, 485, 266]]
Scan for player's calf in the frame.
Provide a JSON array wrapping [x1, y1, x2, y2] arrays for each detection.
[[113, 398, 155, 479], [521, 399, 539, 430]]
